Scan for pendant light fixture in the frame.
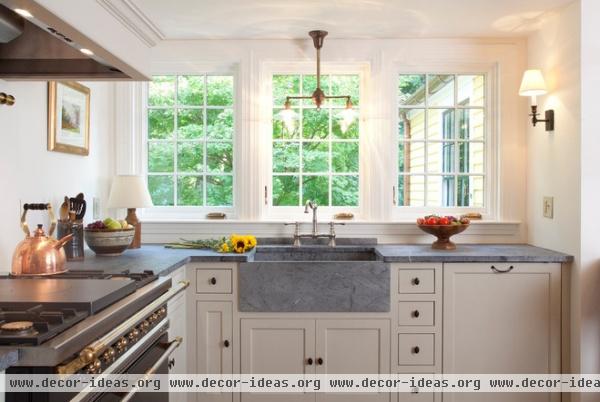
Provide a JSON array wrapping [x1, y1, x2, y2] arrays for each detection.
[[279, 30, 355, 133]]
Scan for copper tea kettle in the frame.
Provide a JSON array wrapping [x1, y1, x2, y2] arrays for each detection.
[[11, 203, 74, 276]]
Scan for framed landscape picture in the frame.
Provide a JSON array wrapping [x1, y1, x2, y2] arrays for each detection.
[[47, 81, 90, 156]]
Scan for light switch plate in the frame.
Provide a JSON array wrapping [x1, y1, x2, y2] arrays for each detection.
[[543, 196, 554, 219]]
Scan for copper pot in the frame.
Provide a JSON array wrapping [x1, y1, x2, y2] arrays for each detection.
[[11, 203, 74, 276]]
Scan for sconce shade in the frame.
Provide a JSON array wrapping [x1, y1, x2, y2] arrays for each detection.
[[519, 69, 547, 97], [107, 175, 154, 208]]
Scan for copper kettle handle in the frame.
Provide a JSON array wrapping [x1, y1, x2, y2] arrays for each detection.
[[21, 203, 56, 237]]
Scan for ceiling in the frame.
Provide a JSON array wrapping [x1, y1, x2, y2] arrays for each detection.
[[126, 0, 575, 40]]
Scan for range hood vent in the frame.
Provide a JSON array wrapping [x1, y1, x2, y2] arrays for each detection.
[[0, 3, 146, 80]]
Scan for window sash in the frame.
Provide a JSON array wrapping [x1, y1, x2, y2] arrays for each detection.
[[396, 73, 488, 210], [145, 74, 235, 209]]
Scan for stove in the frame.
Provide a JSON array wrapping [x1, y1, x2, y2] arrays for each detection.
[[0, 270, 158, 346], [7, 269, 158, 289], [0, 305, 88, 345]]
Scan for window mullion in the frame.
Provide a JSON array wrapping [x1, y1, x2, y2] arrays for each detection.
[[173, 76, 179, 207]]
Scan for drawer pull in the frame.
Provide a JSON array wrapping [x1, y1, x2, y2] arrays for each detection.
[[491, 265, 514, 274], [210, 277, 217, 285], [412, 277, 420, 286], [411, 387, 419, 394], [317, 357, 324, 365], [412, 310, 420, 318], [306, 358, 313, 365], [223, 340, 230, 348], [412, 346, 420, 354]]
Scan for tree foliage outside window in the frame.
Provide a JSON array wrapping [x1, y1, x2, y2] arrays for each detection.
[[147, 75, 234, 207], [272, 74, 360, 207], [398, 74, 486, 208]]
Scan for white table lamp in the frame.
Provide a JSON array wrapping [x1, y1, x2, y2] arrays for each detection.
[[107, 175, 153, 248]]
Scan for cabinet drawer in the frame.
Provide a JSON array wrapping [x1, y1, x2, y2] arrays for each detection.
[[398, 270, 435, 294], [398, 333, 434, 366], [196, 268, 232, 294], [398, 302, 434, 326]]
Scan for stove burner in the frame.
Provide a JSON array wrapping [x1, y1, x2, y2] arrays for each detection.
[[0, 306, 87, 345], [1, 321, 37, 336]]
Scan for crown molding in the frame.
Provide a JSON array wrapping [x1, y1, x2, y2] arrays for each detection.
[[97, 0, 165, 47]]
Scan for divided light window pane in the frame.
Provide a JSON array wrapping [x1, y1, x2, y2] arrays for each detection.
[[397, 74, 486, 208], [271, 74, 360, 207], [147, 75, 234, 207]]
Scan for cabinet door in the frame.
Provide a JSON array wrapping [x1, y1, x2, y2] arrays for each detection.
[[316, 319, 391, 402], [241, 319, 316, 402], [196, 301, 233, 402], [443, 263, 561, 402]]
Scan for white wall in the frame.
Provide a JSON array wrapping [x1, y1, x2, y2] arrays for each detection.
[[580, 0, 600, 390], [525, 0, 600, 392], [525, 0, 582, 376], [0, 81, 115, 272]]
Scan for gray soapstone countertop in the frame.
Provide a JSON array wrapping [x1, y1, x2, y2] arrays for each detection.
[[60, 243, 572, 277], [65, 245, 252, 277], [0, 349, 19, 371], [374, 244, 573, 263]]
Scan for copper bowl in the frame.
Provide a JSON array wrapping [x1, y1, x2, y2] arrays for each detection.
[[84, 228, 134, 256], [417, 224, 469, 250]]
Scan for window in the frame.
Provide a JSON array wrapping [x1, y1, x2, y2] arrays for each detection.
[[146, 75, 234, 207], [271, 74, 360, 207], [397, 74, 486, 208]]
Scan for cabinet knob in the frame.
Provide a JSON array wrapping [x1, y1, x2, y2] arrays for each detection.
[[210, 277, 217, 285], [223, 340, 230, 348], [306, 358, 313, 365], [412, 277, 420, 285], [412, 346, 420, 354], [317, 358, 324, 365], [412, 310, 420, 318]]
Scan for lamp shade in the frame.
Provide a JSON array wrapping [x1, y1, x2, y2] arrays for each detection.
[[519, 69, 547, 97], [107, 175, 154, 209]]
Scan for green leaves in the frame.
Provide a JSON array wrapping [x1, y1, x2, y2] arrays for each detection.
[[147, 74, 234, 207], [271, 74, 361, 207]]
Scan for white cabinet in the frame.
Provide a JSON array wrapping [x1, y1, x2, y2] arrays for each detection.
[[240, 318, 390, 402], [442, 263, 561, 402], [196, 301, 233, 402], [316, 319, 390, 402], [241, 318, 315, 402]]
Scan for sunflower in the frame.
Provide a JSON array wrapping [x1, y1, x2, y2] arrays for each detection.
[[245, 235, 257, 249], [230, 234, 247, 253]]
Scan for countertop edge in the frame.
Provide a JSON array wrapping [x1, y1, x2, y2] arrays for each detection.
[[0, 349, 19, 371]]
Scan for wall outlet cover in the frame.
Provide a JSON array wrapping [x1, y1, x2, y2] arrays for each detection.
[[543, 196, 554, 219]]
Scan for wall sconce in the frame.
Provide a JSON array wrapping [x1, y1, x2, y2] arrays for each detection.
[[519, 69, 554, 131], [0, 92, 16, 106]]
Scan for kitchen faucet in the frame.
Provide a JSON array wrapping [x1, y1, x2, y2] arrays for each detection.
[[305, 200, 318, 236], [284, 199, 345, 247]]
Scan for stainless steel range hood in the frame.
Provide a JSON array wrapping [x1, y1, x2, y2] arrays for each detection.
[[0, 1, 148, 80]]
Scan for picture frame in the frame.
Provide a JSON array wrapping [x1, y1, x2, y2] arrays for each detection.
[[47, 81, 90, 156]]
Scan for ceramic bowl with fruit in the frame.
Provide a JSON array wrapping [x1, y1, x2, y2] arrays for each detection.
[[84, 218, 135, 256], [416, 215, 470, 250]]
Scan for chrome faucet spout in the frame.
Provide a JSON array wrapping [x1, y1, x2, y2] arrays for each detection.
[[304, 200, 318, 236]]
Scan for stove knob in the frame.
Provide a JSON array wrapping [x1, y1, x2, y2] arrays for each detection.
[[148, 313, 158, 324], [116, 337, 128, 352], [102, 348, 115, 363], [93, 359, 101, 369], [152, 313, 159, 321], [159, 307, 167, 316], [128, 328, 140, 341], [140, 320, 150, 332]]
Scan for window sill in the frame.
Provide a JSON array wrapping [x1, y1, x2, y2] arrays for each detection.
[[141, 220, 523, 243]]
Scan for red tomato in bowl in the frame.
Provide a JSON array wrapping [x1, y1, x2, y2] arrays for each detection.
[[426, 216, 439, 225], [417, 218, 425, 225], [438, 217, 450, 225]]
